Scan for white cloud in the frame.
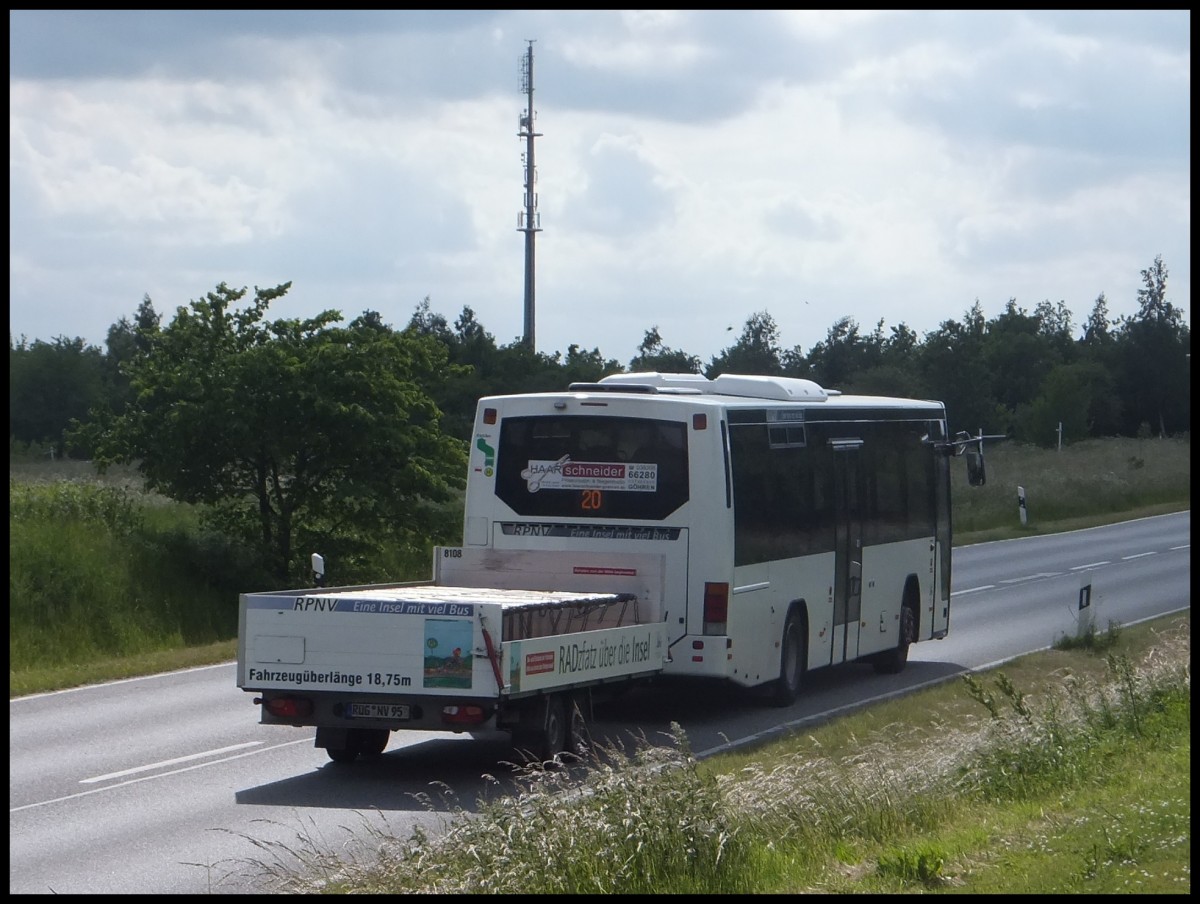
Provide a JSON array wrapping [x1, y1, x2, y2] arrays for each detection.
[[8, 9, 1189, 367]]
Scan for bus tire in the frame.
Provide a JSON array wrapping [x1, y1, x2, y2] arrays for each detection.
[[771, 610, 806, 707], [874, 603, 916, 675]]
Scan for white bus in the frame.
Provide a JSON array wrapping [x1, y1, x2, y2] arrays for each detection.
[[465, 372, 983, 706]]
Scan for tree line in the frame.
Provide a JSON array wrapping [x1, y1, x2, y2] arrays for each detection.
[[8, 254, 1189, 582]]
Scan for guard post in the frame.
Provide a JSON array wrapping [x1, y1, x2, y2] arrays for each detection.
[[1077, 570, 1095, 639]]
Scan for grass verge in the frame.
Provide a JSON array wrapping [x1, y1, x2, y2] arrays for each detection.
[[209, 613, 1188, 895]]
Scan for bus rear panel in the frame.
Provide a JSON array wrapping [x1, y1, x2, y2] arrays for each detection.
[[464, 374, 952, 694]]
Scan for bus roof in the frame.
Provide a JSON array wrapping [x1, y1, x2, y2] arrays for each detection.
[[482, 372, 944, 413]]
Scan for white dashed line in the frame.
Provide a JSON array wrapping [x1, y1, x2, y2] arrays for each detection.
[[80, 741, 264, 783]]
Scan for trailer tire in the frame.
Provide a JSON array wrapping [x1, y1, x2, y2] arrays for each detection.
[[771, 609, 806, 707], [356, 728, 390, 759], [327, 745, 358, 764], [540, 694, 568, 762], [566, 693, 591, 759], [326, 728, 389, 764], [514, 693, 569, 764]]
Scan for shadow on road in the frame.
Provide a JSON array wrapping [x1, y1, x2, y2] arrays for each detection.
[[234, 657, 973, 812]]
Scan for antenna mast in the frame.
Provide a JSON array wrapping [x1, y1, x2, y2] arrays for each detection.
[[517, 40, 542, 351]]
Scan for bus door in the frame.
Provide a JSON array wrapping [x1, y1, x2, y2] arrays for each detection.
[[830, 438, 864, 664]]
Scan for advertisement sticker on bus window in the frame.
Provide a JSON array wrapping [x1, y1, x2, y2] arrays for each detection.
[[521, 458, 657, 493]]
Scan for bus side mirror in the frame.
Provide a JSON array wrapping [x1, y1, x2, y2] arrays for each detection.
[[965, 450, 986, 486]]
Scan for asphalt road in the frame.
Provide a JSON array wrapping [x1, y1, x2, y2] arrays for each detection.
[[9, 511, 1190, 895]]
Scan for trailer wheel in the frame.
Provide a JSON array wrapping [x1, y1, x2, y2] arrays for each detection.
[[771, 610, 805, 707], [356, 728, 390, 759], [327, 745, 358, 764], [566, 693, 591, 759], [514, 694, 568, 763], [540, 694, 568, 761], [326, 728, 389, 764]]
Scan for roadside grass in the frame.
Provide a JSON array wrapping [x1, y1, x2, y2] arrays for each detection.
[[9, 478, 261, 691], [215, 614, 1189, 894], [951, 435, 1190, 539]]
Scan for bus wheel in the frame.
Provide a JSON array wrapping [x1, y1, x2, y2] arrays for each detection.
[[874, 604, 916, 675], [771, 611, 805, 707]]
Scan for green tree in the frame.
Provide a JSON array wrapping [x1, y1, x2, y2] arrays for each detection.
[[983, 298, 1062, 420], [629, 326, 701, 374], [1077, 293, 1124, 436], [1012, 361, 1113, 448], [561, 344, 624, 386], [9, 335, 108, 458], [72, 282, 467, 582], [1081, 292, 1114, 347], [916, 301, 1001, 436], [706, 311, 784, 377], [804, 316, 907, 390], [1115, 254, 1190, 437], [102, 294, 162, 413], [1033, 299, 1077, 363], [844, 321, 924, 397]]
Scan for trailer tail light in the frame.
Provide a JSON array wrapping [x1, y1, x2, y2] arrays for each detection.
[[442, 704, 487, 726], [261, 696, 313, 719], [703, 582, 728, 635]]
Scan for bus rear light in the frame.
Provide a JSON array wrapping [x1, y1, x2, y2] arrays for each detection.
[[262, 696, 313, 719], [442, 704, 488, 725], [483, 407, 497, 424], [703, 582, 729, 635], [693, 413, 707, 430]]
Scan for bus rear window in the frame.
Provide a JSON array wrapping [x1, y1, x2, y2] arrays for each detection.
[[495, 416, 689, 519]]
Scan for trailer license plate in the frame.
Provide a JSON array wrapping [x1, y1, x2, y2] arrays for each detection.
[[347, 702, 410, 720]]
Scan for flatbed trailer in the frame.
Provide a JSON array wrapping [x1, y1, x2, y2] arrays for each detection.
[[238, 547, 669, 762]]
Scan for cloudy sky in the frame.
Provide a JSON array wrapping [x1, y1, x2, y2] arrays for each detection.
[[9, 10, 1191, 367]]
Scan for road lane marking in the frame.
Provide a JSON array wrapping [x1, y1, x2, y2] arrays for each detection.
[[1170, 544, 1189, 550], [951, 585, 994, 596], [998, 571, 1066, 584], [10, 738, 312, 814], [80, 742, 264, 783], [1121, 551, 1158, 560], [1070, 561, 1110, 570]]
